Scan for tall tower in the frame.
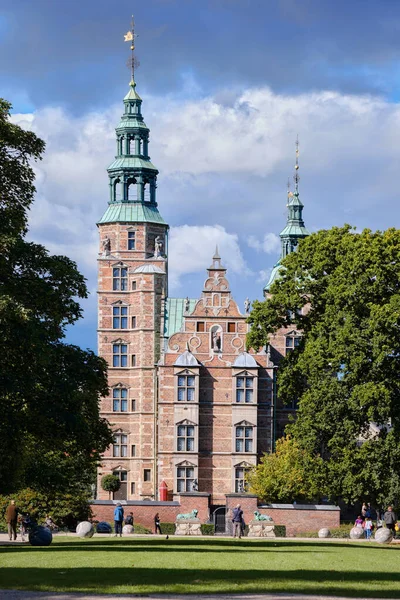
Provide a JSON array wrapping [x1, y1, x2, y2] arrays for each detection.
[[97, 20, 168, 500], [264, 138, 309, 295]]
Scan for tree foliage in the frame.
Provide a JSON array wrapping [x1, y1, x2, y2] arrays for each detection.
[[248, 225, 400, 507], [0, 99, 113, 494], [101, 475, 121, 499], [248, 436, 324, 503]]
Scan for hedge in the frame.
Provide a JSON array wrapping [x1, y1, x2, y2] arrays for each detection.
[[274, 525, 286, 537], [200, 523, 214, 535], [160, 522, 175, 535]]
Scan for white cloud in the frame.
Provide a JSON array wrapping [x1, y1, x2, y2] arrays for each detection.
[[247, 233, 281, 254], [168, 224, 249, 289], [10, 82, 400, 345]]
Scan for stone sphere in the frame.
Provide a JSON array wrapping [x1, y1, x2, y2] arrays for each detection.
[[350, 526, 364, 540], [318, 528, 331, 538], [375, 527, 393, 544], [122, 524, 134, 534], [76, 521, 94, 538], [29, 526, 53, 546], [96, 521, 112, 534]]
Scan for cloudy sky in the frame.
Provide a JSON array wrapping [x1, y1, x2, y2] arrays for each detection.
[[2, 0, 400, 350]]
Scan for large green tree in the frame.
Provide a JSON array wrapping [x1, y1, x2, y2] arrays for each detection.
[[0, 99, 113, 494], [248, 225, 400, 507]]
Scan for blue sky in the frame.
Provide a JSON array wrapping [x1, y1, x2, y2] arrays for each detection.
[[3, 0, 400, 350]]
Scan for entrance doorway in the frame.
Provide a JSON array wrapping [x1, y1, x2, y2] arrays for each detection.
[[212, 506, 226, 534], [113, 470, 127, 500]]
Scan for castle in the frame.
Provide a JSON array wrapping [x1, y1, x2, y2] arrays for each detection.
[[96, 55, 309, 510]]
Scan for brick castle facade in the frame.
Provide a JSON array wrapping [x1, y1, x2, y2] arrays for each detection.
[[96, 71, 309, 508]]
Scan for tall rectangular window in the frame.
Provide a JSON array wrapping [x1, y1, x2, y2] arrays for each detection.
[[131, 482, 136, 494], [128, 231, 135, 250], [113, 306, 128, 329], [112, 344, 128, 367], [131, 316, 136, 328], [131, 399, 136, 411], [177, 424, 195, 451], [131, 444, 136, 457], [235, 426, 253, 453], [132, 281, 137, 290], [177, 375, 195, 401], [236, 377, 253, 403], [177, 466, 195, 492], [113, 388, 128, 412], [144, 469, 151, 482], [113, 267, 128, 291], [131, 355, 136, 367], [235, 466, 249, 493], [113, 434, 127, 457]]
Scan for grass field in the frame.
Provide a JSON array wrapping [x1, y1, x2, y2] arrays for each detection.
[[1, 536, 400, 597]]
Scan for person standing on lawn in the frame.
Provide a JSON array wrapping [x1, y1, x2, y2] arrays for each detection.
[[114, 502, 124, 537], [232, 504, 243, 539], [383, 506, 397, 532], [361, 502, 367, 519], [6, 500, 18, 541], [354, 515, 363, 527], [364, 517, 373, 540], [154, 513, 162, 534]]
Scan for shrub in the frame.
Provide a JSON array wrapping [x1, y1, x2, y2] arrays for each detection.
[[133, 523, 151, 534], [296, 524, 351, 538], [200, 523, 214, 536], [101, 475, 120, 499], [274, 525, 286, 537], [0, 488, 91, 531], [160, 522, 175, 535]]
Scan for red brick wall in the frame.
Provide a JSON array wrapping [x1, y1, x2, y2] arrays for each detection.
[[91, 494, 210, 530], [257, 505, 340, 536]]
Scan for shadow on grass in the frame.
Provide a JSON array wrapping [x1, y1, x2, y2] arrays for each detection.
[[1, 566, 400, 598], [1, 537, 398, 554]]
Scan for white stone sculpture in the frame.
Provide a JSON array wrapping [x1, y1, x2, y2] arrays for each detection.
[[76, 521, 94, 538], [122, 524, 134, 534], [375, 527, 393, 544], [318, 528, 331, 538], [349, 526, 364, 540]]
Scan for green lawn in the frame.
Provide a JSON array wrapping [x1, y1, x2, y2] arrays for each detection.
[[1, 536, 400, 597]]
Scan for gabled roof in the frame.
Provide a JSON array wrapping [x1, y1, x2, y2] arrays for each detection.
[[233, 352, 258, 368], [174, 351, 200, 367], [133, 264, 165, 274]]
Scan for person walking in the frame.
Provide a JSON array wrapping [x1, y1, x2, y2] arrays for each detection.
[[154, 513, 162, 534], [383, 506, 397, 532], [364, 516, 373, 540], [114, 502, 124, 537], [232, 504, 243, 539], [6, 500, 18, 541]]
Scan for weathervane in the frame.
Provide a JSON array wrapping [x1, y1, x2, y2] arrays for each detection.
[[124, 16, 140, 83], [293, 135, 300, 193]]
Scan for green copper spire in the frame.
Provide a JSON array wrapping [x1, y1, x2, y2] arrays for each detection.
[[279, 138, 309, 258], [98, 18, 165, 226], [263, 138, 309, 294]]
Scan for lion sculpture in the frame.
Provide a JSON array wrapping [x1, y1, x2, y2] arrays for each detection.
[[176, 509, 198, 520], [254, 510, 272, 521]]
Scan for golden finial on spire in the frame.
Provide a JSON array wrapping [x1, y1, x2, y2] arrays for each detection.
[[287, 177, 293, 198], [124, 15, 140, 84]]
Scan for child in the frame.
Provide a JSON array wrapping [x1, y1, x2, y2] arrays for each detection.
[[354, 515, 363, 527], [364, 517, 373, 540]]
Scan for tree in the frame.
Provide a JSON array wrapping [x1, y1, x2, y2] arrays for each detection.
[[0, 99, 113, 493], [248, 225, 400, 508], [248, 436, 325, 503], [101, 474, 121, 500]]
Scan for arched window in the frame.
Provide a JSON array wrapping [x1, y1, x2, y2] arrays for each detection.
[[127, 178, 137, 201], [113, 178, 121, 202]]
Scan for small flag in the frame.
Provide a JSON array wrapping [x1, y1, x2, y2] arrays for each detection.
[[124, 31, 133, 42]]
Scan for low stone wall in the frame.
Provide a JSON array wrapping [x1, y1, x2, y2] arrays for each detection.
[[91, 492, 210, 530], [257, 503, 340, 536]]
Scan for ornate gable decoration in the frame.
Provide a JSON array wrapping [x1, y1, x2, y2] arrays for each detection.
[[111, 337, 129, 345], [111, 382, 130, 389], [176, 459, 196, 467], [234, 419, 255, 427], [176, 418, 197, 427]]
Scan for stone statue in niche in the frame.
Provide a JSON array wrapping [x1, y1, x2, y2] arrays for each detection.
[[191, 479, 198, 492], [211, 327, 222, 352], [154, 235, 163, 258], [238, 481, 245, 493], [102, 237, 111, 256], [244, 297, 251, 314], [184, 296, 190, 313]]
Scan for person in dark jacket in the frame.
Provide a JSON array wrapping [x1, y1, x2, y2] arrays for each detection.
[[232, 504, 243, 539], [383, 506, 397, 532], [154, 513, 162, 534], [114, 503, 124, 537], [125, 512, 134, 526], [6, 500, 18, 541]]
